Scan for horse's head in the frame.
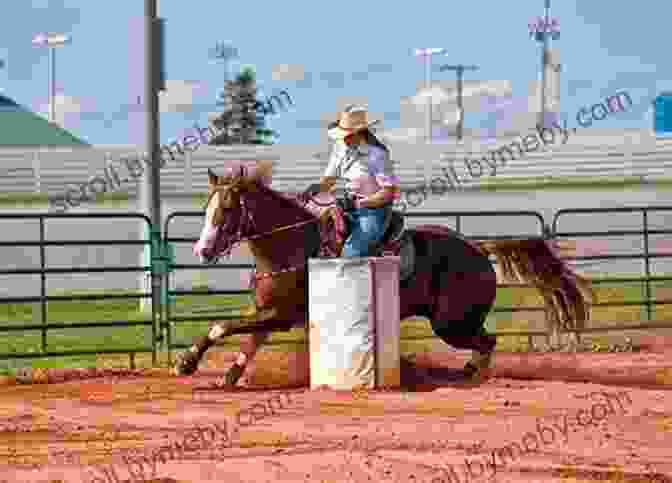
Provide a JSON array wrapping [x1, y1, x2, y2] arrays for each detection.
[[193, 160, 317, 264], [193, 162, 268, 264]]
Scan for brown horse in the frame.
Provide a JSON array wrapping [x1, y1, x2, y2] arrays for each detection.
[[173, 161, 593, 386]]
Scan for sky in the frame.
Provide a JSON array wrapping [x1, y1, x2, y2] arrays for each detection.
[[0, 0, 670, 146]]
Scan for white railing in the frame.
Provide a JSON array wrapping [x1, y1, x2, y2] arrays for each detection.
[[1, 133, 671, 198]]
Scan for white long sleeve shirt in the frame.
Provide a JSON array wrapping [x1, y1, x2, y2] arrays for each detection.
[[323, 141, 400, 197]]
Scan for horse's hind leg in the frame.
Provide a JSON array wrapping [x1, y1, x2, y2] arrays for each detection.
[[430, 303, 497, 379], [221, 331, 270, 386]]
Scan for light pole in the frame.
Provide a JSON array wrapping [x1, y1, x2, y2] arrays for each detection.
[[32, 33, 71, 123], [438, 64, 479, 141], [529, 0, 559, 127], [413, 48, 447, 143], [209, 41, 238, 83], [138, 0, 166, 346]]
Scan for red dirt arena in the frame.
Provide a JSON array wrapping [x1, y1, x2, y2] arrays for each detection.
[[1, 331, 671, 483]]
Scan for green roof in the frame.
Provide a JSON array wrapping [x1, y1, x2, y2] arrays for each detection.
[[0, 94, 90, 146]]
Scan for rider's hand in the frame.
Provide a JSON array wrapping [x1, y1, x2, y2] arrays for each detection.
[[337, 196, 356, 212], [298, 183, 321, 203]]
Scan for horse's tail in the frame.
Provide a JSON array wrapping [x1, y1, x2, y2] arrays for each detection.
[[476, 238, 595, 334]]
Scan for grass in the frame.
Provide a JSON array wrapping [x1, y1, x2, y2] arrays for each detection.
[[0, 286, 254, 375], [1, 274, 670, 375], [0, 191, 132, 206], [467, 175, 672, 192]]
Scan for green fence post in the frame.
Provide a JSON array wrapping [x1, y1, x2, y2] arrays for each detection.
[[146, 225, 176, 351], [141, 225, 176, 310]]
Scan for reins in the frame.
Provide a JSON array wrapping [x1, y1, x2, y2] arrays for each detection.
[[206, 181, 322, 243], [205, 180, 341, 283], [244, 218, 319, 240]]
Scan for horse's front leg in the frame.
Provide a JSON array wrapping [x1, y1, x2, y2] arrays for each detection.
[[172, 308, 278, 376], [171, 323, 229, 376], [220, 331, 271, 386]]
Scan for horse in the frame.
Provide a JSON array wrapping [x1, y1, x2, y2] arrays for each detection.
[[172, 161, 593, 386]]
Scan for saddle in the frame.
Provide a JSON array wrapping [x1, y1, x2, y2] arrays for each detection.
[[318, 200, 416, 282]]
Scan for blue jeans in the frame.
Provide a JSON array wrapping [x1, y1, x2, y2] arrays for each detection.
[[342, 206, 390, 257]]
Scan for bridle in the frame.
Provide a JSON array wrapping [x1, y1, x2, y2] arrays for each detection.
[[205, 178, 325, 282]]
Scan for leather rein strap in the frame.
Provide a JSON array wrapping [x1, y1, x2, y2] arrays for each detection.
[[206, 179, 327, 282]]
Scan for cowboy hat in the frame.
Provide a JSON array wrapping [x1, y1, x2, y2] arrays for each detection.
[[327, 105, 380, 140]]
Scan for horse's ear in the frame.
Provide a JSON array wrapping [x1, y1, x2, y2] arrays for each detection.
[[256, 160, 273, 180], [242, 159, 273, 188], [207, 168, 217, 186]]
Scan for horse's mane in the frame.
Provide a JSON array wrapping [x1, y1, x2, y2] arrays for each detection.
[[219, 161, 318, 220], [252, 181, 318, 220], [251, 179, 344, 258]]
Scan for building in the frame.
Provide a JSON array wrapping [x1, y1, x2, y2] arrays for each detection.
[[0, 94, 89, 147]]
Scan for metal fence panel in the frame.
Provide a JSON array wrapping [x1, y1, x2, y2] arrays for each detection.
[[0, 213, 157, 365], [1, 205, 671, 367], [552, 206, 672, 330]]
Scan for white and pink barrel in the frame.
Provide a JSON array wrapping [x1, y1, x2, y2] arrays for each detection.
[[308, 257, 401, 390]]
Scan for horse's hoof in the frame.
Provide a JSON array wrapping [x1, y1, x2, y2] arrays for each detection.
[[172, 347, 201, 376], [224, 363, 246, 386], [464, 350, 493, 379]]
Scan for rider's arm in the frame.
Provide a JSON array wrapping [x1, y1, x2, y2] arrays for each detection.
[[359, 147, 400, 208], [319, 141, 344, 192], [359, 185, 399, 208]]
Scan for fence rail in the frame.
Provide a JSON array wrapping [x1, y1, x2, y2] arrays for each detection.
[[0, 206, 671, 366], [0, 213, 159, 365], [552, 206, 672, 324]]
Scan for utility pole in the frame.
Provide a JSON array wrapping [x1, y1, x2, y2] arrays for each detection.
[[540, 0, 549, 127], [438, 64, 479, 141], [139, 0, 166, 354]]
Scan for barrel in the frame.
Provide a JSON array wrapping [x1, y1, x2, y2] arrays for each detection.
[[308, 257, 401, 390]]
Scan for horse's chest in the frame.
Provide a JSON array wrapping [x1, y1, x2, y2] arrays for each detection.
[[254, 273, 306, 309]]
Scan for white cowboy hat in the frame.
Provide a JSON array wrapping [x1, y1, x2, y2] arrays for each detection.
[[327, 105, 380, 140]]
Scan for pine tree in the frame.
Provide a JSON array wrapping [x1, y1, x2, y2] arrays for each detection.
[[208, 65, 278, 145]]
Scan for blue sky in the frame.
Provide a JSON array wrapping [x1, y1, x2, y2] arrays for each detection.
[[0, 0, 669, 146]]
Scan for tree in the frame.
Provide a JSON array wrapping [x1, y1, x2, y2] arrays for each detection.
[[208, 65, 279, 145]]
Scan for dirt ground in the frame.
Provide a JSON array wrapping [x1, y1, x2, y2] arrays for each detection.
[[1, 330, 671, 483]]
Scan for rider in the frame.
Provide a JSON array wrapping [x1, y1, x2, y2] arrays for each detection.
[[310, 105, 400, 257]]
